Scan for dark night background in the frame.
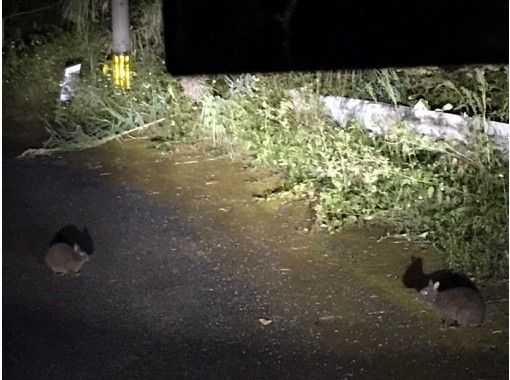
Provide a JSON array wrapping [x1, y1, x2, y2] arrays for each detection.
[[163, 0, 509, 74], [4, 0, 508, 74]]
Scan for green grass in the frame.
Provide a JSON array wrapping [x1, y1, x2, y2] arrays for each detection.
[[3, 1, 508, 280]]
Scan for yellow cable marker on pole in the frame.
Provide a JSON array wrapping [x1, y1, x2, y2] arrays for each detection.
[[112, 54, 131, 90]]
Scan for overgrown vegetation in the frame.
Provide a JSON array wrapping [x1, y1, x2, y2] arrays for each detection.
[[3, 0, 508, 279]]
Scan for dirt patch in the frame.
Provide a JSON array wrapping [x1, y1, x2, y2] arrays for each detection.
[[70, 140, 509, 351]]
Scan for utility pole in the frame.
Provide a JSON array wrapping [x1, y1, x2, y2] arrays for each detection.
[[111, 0, 131, 89]]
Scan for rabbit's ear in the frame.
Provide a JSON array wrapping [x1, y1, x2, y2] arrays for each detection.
[[433, 281, 440, 290]]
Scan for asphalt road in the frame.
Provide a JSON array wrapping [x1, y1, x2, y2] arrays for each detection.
[[3, 154, 508, 380]]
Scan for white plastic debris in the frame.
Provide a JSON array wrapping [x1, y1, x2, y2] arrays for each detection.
[[59, 62, 82, 103]]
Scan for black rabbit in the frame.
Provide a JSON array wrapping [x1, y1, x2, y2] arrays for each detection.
[[50, 225, 94, 255], [402, 256, 477, 291]]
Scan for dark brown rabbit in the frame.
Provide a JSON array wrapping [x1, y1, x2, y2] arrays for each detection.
[[45, 242, 89, 276], [418, 280, 485, 327], [402, 256, 477, 291], [50, 225, 94, 255]]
